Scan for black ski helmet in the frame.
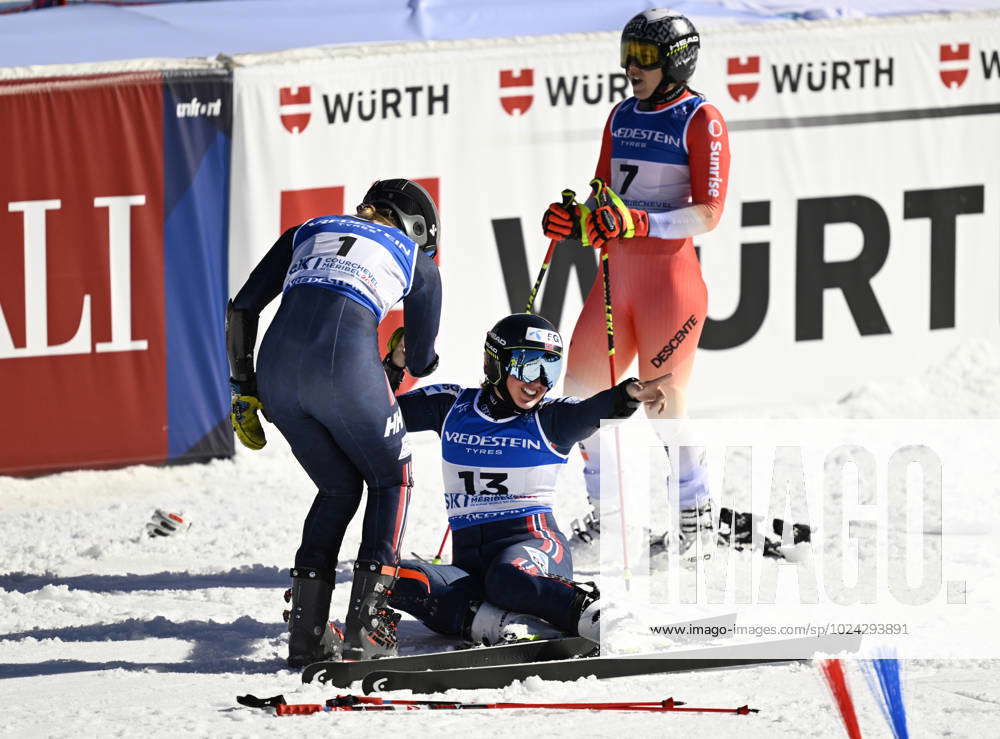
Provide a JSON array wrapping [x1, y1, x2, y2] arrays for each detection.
[[621, 9, 700, 84], [362, 178, 439, 255], [484, 314, 564, 402]]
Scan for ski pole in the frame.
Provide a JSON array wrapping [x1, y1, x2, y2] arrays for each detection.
[[431, 525, 450, 564], [526, 189, 576, 314], [279, 703, 757, 714], [340, 695, 690, 709], [590, 177, 631, 590]]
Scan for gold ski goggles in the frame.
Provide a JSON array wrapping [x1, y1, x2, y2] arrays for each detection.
[[620, 39, 662, 70]]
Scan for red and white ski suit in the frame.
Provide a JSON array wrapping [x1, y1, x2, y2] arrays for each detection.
[[564, 89, 730, 507]]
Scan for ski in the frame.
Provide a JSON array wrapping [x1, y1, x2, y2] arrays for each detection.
[[237, 693, 758, 715], [302, 612, 737, 686], [360, 632, 862, 694], [302, 635, 597, 686]]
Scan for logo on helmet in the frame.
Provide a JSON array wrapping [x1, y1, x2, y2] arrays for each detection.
[[526, 327, 562, 348], [279, 86, 312, 133], [500, 69, 535, 116], [667, 36, 698, 54]]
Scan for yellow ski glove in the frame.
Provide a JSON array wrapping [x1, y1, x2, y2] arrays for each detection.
[[231, 392, 267, 450]]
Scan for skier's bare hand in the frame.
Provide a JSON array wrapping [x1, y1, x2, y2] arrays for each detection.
[[385, 326, 406, 368], [626, 373, 672, 414], [391, 336, 406, 367]]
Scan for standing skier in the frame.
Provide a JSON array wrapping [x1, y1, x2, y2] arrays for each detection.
[[541, 9, 730, 555], [382, 313, 668, 644], [226, 179, 442, 666]]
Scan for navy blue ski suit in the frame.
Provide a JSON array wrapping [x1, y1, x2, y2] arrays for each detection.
[[389, 383, 637, 636], [230, 218, 441, 571]]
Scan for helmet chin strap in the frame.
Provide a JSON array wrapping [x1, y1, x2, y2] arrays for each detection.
[[637, 79, 687, 111], [485, 381, 528, 417]]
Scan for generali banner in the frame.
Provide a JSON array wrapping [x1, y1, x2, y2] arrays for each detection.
[[0, 71, 233, 475], [230, 11, 998, 410]]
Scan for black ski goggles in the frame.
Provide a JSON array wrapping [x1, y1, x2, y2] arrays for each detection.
[[507, 348, 563, 388], [620, 39, 662, 70]]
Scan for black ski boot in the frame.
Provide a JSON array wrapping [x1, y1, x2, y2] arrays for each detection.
[[530, 575, 601, 645], [717, 506, 757, 550], [285, 567, 343, 669], [763, 517, 812, 560], [678, 499, 715, 559], [570, 510, 600, 545], [342, 560, 401, 661], [567, 580, 601, 643]]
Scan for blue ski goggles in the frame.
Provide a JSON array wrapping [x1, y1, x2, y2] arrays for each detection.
[[507, 348, 563, 388]]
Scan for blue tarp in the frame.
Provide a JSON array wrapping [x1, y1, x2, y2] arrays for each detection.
[[1, 0, 998, 68]]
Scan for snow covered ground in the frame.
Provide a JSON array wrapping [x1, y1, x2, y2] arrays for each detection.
[[3, 340, 1000, 737]]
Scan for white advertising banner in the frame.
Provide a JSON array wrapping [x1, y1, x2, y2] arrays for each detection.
[[230, 11, 1000, 410]]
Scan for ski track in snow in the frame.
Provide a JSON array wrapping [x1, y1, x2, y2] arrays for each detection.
[[2, 340, 999, 737]]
